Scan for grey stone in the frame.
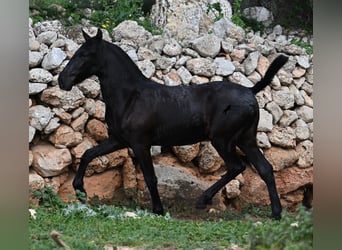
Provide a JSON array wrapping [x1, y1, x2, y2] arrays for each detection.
[[296, 140, 313, 168], [31, 144, 71, 177], [191, 34, 221, 58], [77, 78, 101, 99], [29, 83, 48, 95], [44, 117, 61, 134], [136, 60, 156, 78], [163, 38, 182, 56], [229, 72, 254, 88], [29, 51, 44, 68], [269, 126, 296, 148], [214, 57, 235, 76], [258, 109, 273, 132], [177, 66, 193, 85], [265, 101, 283, 124], [296, 55, 310, 69], [242, 7, 273, 27], [36, 31, 58, 45], [272, 87, 295, 109], [112, 20, 152, 46], [186, 58, 216, 77], [279, 110, 298, 127], [244, 51, 260, 75], [40, 86, 85, 111], [256, 132, 271, 148], [29, 105, 53, 131], [29, 68, 53, 83], [42, 47, 67, 70], [296, 105, 313, 123]]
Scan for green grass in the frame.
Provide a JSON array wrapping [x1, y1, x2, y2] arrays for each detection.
[[29, 188, 313, 249]]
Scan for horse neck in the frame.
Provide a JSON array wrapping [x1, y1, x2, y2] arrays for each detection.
[[97, 41, 146, 114], [98, 41, 146, 86]]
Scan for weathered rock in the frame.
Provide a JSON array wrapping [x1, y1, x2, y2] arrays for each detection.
[[29, 68, 53, 83], [112, 20, 152, 46], [163, 70, 182, 86], [29, 105, 53, 131], [240, 166, 313, 207], [244, 51, 260, 75], [49, 125, 83, 148], [177, 66, 193, 85], [186, 58, 216, 77], [31, 144, 72, 177], [191, 34, 221, 58], [136, 60, 156, 79], [36, 31, 58, 45], [272, 87, 295, 109], [29, 83, 48, 95], [264, 147, 299, 171], [58, 169, 122, 202], [198, 142, 224, 174], [86, 119, 108, 141], [52, 108, 72, 124], [29, 51, 44, 68], [94, 100, 106, 121], [41, 86, 85, 111], [163, 38, 182, 56], [229, 72, 254, 88], [258, 109, 273, 132], [71, 112, 89, 132], [265, 101, 283, 124], [296, 105, 313, 123], [256, 132, 271, 148], [77, 78, 101, 98], [279, 110, 298, 127], [214, 57, 235, 76], [42, 47, 67, 70], [172, 144, 200, 163], [105, 148, 129, 168], [296, 140, 313, 168], [243, 7, 273, 27], [269, 126, 296, 148], [224, 180, 240, 199], [29, 170, 45, 206], [44, 117, 60, 134]]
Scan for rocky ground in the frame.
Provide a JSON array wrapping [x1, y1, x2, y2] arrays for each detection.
[[29, 3, 313, 215]]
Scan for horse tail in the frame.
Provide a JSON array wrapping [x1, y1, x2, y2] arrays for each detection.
[[250, 55, 288, 94]]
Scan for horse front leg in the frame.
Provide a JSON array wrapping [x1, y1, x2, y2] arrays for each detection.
[[73, 138, 124, 202], [132, 145, 164, 215]]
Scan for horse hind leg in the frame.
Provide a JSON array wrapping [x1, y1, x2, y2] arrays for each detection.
[[238, 139, 282, 220], [196, 138, 246, 209]]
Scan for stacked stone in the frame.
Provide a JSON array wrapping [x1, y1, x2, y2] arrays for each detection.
[[29, 18, 313, 210]]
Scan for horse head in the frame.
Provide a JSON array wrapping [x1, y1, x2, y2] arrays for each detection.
[[59, 28, 103, 91]]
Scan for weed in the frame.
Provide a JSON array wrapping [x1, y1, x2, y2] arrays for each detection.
[[30, 188, 313, 249], [29, 0, 161, 34], [291, 38, 313, 55]]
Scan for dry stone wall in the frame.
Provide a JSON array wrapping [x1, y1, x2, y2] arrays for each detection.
[[29, 17, 313, 211]]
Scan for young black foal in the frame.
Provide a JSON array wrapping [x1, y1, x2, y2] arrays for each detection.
[[59, 29, 288, 220]]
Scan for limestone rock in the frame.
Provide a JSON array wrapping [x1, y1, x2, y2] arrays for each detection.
[[41, 86, 85, 111], [264, 147, 299, 171], [191, 34, 221, 58], [49, 125, 83, 147], [172, 144, 200, 163], [186, 58, 216, 77], [86, 119, 108, 141], [269, 126, 296, 148], [29, 105, 53, 131], [31, 144, 72, 177], [198, 142, 224, 174]]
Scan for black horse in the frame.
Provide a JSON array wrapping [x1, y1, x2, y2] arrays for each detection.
[[59, 29, 288, 220]]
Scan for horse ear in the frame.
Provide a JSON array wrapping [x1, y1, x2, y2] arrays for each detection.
[[82, 29, 91, 41], [96, 28, 103, 40]]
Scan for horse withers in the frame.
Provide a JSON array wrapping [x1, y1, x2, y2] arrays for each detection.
[[59, 29, 288, 220]]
